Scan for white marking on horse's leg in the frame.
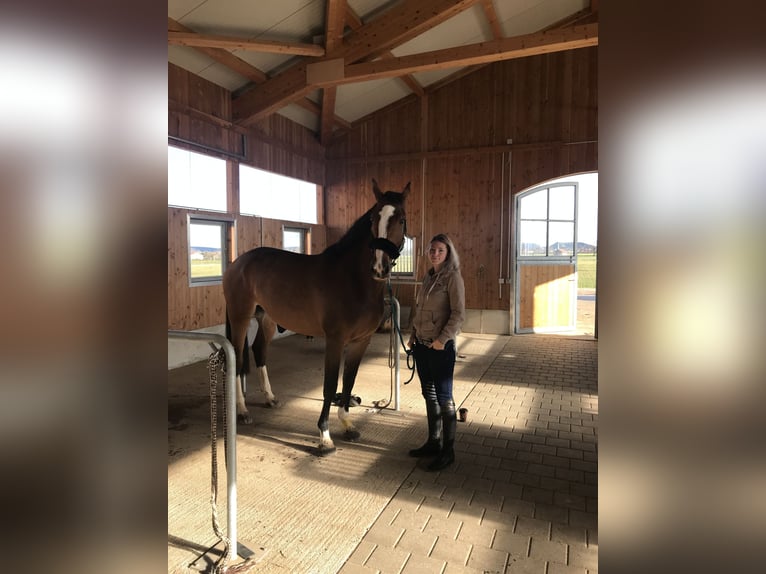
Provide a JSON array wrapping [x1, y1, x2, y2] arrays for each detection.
[[338, 406, 360, 440], [235, 374, 252, 423], [319, 429, 335, 451], [373, 204, 395, 276], [236, 374, 247, 414], [256, 366, 277, 405], [337, 406, 356, 432]]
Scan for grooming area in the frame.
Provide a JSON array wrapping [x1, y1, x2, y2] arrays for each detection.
[[168, 330, 596, 573], [168, 1, 599, 571]]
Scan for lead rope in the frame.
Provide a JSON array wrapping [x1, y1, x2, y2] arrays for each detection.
[[207, 348, 231, 574]]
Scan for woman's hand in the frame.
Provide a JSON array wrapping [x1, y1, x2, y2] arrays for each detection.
[[431, 339, 445, 350], [407, 336, 416, 349]]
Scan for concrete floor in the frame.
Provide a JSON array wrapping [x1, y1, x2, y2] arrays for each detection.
[[168, 325, 597, 573]]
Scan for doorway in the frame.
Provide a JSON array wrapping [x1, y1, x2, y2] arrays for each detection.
[[513, 173, 598, 335]]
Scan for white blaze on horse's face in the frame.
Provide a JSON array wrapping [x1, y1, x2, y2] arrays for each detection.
[[373, 204, 396, 279]]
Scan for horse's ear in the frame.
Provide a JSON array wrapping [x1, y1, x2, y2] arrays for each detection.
[[372, 178, 383, 202], [401, 182, 411, 199]]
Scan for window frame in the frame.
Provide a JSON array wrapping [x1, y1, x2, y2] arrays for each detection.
[[391, 236, 416, 277], [282, 225, 309, 254], [187, 214, 235, 287], [238, 163, 318, 224], [168, 145, 228, 212]]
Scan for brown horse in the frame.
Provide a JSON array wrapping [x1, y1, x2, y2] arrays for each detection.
[[223, 179, 410, 455]]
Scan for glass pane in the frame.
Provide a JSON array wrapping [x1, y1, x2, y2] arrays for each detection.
[[519, 220, 547, 256], [283, 229, 304, 253], [548, 221, 575, 256], [393, 236, 414, 274], [519, 189, 547, 220], [189, 222, 223, 278], [168, 147, 226, 211], [240, 165, 317, 224], [549, 185, 575, 221]]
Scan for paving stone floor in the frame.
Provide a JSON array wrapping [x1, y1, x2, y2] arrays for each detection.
[[339, 334, 598, 574]]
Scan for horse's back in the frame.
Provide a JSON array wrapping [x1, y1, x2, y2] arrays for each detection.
[[227, 247, 328, 335]]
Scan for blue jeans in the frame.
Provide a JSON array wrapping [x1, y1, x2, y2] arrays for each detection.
[[413, 340, 456, 405]]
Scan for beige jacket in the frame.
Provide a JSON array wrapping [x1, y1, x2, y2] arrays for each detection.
[[410, 266, 465, 345]]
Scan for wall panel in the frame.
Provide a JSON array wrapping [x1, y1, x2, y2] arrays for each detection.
[[327, 47, 598, 319], [168, 64, 329, 330]]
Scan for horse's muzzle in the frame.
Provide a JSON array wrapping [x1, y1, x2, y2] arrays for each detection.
[[371, 260, 392, 280]]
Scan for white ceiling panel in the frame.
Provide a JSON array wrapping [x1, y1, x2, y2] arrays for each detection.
[[392, 4, 490, 57], [497, 0, 589, 37], [278, 103, 320, 133], [168, 45, 215, 76], [335, 78, 412, 123], [177, 0, 322, 39]]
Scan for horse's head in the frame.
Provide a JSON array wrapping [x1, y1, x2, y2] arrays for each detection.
[[369, 178, 410, 281]]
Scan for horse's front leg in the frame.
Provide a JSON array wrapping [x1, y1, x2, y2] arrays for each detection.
[[317, 338, 344, 456], [338, 337, 372, 442]]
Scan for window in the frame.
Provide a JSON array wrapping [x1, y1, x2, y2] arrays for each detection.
[[188, 217, 232, 285], [283, 227, 308, 254], [239, 164, 317, 223], [168, 146, 227, 211], [392, 236, 415, 276], [518, 184, 576, 257]]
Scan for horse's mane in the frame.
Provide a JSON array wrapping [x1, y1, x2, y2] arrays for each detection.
[[324, 191, 404, 255]]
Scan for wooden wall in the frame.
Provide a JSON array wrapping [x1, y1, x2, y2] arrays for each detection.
[[168, 64, 328, 330], [326, 47, 598, 313], [168, 45, 597, 330]]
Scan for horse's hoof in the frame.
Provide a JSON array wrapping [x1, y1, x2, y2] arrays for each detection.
[[318, 444, 336, 456], [237, 413, 253, 425], [344, 429, 361, 442], [265, 398, 281, 409]]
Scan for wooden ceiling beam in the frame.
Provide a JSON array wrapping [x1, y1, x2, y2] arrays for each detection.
[[480, 0, 503, 40], [421, 7, 597, 94], [168, 31, 324, 56], [310, 24, 598, 88], [320, 0, 346, 144], [344, 5, 424, 97], [169, 18, 349, 131], [233, 0, 478, 125], [169, 18, 268, 83]]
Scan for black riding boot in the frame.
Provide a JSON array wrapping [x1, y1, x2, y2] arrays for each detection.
[[409, 400, 441, 457], [427, 400, 456, 471]]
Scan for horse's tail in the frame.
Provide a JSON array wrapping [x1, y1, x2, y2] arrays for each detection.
[[225, 310, 250, 376]]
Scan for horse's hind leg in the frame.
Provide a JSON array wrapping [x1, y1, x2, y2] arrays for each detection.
[[228, 313, 254, 424], [224, 291, 257, 424], [337, 337, 372, 442], [252, 312, 280, 408]]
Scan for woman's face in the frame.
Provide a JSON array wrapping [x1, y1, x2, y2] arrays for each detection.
[[428, 240, 448, 270]]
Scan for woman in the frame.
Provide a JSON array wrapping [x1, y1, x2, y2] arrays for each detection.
[[407, 233, 465, 471]]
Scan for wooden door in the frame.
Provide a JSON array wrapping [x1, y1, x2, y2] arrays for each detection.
[[514, 183, 578, 333]]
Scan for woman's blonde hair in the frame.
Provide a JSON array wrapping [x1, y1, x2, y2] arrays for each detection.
[[429, 233, 460, 271]]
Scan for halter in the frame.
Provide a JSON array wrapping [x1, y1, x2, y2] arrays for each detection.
[[369, 215, 406, 260]]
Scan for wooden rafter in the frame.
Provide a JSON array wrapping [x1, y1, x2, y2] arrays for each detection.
[[168, 18, 350, 130], [480, 0, 503, 39], [344, 5, 424, 97], [233, 0, 479, 125], [169, 18, 268, 83], [168, 31, 324, 56], [307, 24, 598, 88], [424, 8, 598, 100], [320, 0, 346, 144]]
